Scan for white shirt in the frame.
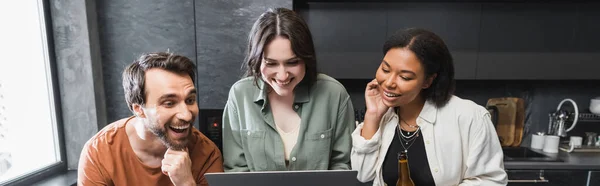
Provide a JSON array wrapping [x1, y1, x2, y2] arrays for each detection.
[[351, 96, 507, 186]]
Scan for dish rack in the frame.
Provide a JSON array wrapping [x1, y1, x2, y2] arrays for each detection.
[[568, 113, 600, 122]]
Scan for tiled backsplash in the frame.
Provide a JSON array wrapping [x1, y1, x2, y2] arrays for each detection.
[[341, 79, 600, 147]]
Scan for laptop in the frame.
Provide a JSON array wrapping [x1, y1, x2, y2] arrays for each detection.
[[205, 170, 360, 186]]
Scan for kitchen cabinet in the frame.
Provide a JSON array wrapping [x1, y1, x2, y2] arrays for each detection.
[[476, 3, 580, 80], [589, 171, 600, 186], [299, 3, 387, 79], [565, 3, 600, 80], [299, 2, 600, 80], [507, 170, 588, 186], [386, 3, 480, 79]]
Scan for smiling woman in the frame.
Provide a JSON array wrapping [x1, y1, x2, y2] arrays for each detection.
[[351, 28, 507, 186], [222, 8, 356, 172], [0, 0, 65, 185]]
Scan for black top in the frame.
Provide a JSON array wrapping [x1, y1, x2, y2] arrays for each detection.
[[382, 125, 436, 186]]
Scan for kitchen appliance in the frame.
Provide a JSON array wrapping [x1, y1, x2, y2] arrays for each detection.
[[585, 132, 598, 146], [486, 97, 525, 147], [198, 109, 224, 152], [547, 99, 579, 137]]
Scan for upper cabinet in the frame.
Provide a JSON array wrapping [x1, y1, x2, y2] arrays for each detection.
[[299, 3, 387, 79], [386, 3, 481, 79], [478, 3, 585, 80], [298, 2, 600, 80]]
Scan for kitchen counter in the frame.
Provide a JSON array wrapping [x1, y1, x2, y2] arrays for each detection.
[[504, 147, 600, 170]]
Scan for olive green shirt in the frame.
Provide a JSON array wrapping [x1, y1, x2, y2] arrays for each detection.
[[222, 74, 355, 172]]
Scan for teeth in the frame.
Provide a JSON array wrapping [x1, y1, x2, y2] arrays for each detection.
[[384, 92, 400, 97], [275, 79, 291, 85], [171, 125, 189, 130]]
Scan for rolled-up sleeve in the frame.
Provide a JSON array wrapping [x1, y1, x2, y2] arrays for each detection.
[[459, 109, 508, 186], [351, 122, 383, 183]]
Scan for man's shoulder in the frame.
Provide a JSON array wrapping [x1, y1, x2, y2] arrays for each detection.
[[83, 117, 131, 154], [190, 128, 221, 156]]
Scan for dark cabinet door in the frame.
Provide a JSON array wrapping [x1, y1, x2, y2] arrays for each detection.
[[477, 3, 579, 80], [386, 3, 481, 79], [589, 171, 600, 186], [567, 3, 600, 80], [299, 3, 387, 79], [507, 170, 588, 186]]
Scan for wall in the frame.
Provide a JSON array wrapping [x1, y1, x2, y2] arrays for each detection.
[[96, 0, 196, 123], [50, 0, 106, 169], [196, 0, 293, 111], [98, 0, 293, 123]]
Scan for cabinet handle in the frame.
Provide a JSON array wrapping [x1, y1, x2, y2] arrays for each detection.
[[508, 176, 549, 183], [508, 179, 549, 183]]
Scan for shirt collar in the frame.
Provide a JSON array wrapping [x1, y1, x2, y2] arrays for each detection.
[[418, 99, 437, 124], [387, 99, 438, 125], [253, 80, 310, 110]]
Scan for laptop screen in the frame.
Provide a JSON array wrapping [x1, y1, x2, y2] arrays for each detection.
[[205, 170, 360, 186]]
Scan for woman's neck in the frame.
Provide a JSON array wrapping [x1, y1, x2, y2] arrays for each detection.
[[397, 96, 426, 122], [268, 87, 295, 105]]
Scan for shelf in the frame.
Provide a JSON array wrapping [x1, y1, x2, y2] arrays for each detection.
[[569, 113, 600, 122]]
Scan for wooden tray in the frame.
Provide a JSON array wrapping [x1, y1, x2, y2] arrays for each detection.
[[487, 98, 520, 147]]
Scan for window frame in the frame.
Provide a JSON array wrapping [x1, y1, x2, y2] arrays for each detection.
[[1, 0, 68, 185]]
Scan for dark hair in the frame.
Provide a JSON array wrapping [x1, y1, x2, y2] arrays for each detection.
[[383, 28, 455, 107], [122, 52, 196, 113], [243, 7, 317, 88]]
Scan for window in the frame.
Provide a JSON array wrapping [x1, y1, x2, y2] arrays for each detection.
[[0, 0, 65, 185]]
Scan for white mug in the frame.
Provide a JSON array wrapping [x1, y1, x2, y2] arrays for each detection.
[[543, 135, 560, 153], [570, 136, 583, 147], [565, 136, 583, 153], [531, 134, 546, 150]]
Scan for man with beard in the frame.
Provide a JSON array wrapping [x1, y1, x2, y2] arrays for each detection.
[[78, 52, 223, 186]]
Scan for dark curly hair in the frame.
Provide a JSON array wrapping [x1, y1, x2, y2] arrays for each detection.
[[383, 28, 455, 107]]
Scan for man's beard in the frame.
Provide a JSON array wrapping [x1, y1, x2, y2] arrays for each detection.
[[145, 116, 192, 151]]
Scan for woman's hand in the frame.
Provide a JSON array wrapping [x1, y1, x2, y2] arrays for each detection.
[[361, 79, 389, 139], [365, 79, 388, 118]]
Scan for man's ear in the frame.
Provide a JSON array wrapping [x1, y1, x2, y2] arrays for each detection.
[[132, 104, 146, 118], [423, 73, 437, 89]]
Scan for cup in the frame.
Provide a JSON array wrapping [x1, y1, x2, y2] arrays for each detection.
[[570, 136, 583, 148], [543, 135, 560, 153], [531, 133, 546, 150]]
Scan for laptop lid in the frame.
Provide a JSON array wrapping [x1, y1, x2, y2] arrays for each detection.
[[205, 170, 360, 186]]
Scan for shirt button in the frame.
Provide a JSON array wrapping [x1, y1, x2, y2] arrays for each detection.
[[426, 140, 430, 144], [294, 105, 299, 109], [247, 131, 251, 136], [320, 134, 325, 138], [434, 168, 439, 172], [291, 157, 297, 162]]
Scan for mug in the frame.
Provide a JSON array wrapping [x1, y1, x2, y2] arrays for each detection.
[[570, 136, 583, 148], [531, 133, 546, 150], [543, 135, 560, 153]]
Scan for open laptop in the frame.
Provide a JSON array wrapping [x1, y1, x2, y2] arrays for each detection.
[[205, 170, 360, 186]]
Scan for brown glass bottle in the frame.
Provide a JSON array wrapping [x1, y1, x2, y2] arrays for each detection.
[[397, 152, 415, 186]]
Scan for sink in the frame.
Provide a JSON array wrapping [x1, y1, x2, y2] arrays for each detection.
[[502, 147, 563, 162]]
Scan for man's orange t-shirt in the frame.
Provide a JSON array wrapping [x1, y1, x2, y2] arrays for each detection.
[[77, 117, 224, 185]]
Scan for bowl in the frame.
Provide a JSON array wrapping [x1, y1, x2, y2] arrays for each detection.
[[590, 97, 600, 115]]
